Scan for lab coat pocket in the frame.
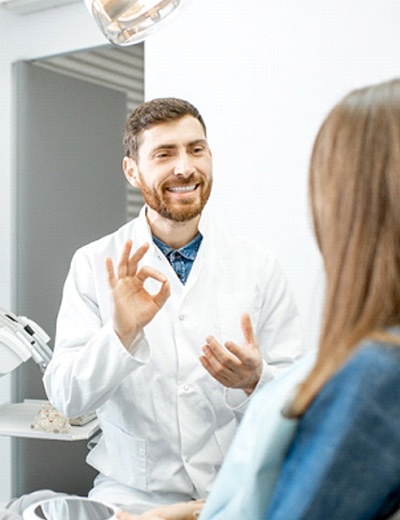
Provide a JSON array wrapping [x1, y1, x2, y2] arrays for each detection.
[[100, 419, 148, 491], [218, 291, 262, 346]]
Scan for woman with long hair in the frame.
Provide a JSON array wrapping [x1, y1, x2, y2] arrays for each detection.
[[116, 79, 400, 520], [262, 78, 400, 519]]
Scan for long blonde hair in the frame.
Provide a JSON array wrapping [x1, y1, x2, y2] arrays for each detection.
[[292, 79, 400, 416]]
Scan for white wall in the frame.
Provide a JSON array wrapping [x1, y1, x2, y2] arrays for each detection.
[[1, 0, 400, 503], [145, 0, 400, 338]]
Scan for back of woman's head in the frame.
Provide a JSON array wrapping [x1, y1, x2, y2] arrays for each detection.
[[293, 79, 400, 415]]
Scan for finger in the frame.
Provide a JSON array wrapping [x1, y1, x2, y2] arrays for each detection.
[[201, 341, 240, 378], [199, 355, 235, 387], [224, 340, 257, 367], [136, 265, 168, 285], [241, 313, 256, 345], [127, 242, 150, 276], [224, 340, 248, 361], [105, 257, 116, 289], [204, 336, 240, 367], [117, 240, 133, 278], [136, 266, 170, 308], [152, 279, 171, 309]]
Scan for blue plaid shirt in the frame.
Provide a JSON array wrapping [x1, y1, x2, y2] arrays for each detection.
[[152, 232, 203, 285]]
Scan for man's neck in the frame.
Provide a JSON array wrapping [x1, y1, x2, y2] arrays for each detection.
[[146, 208, 201, 249]]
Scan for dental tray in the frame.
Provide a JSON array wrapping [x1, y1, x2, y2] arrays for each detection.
[[0, 399, 100, 441]]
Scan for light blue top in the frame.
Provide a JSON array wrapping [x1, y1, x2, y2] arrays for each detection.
[[200, 336, 400, 520], [199, 351, 316, 520]]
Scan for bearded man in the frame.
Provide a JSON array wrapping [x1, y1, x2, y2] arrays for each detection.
[[44, 98, 304, 514]]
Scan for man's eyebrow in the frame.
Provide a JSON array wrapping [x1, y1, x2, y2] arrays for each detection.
[[151, 144, 177, 153], [150, 139, 208, 154], [189, 139, 208, 147]]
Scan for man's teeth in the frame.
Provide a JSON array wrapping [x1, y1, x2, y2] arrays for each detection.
[[168, 185, 196, 193]]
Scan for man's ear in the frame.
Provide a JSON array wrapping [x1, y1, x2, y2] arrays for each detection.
[[123, 156, 140, 188]]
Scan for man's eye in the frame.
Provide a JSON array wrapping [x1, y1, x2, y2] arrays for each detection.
[[155, 152, 171, 159], [193, 146, 205, 154]]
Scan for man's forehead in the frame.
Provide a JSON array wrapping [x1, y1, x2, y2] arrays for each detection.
[[140, 116, 206, 145]]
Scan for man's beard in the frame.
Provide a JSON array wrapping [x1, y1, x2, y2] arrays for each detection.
[[138, 172, 212, 222]]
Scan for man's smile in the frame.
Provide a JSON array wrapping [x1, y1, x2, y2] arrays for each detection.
[[166, 184, 199, 193]]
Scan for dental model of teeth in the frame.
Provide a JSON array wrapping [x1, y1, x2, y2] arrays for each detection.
[[31, 401, 72, 434]]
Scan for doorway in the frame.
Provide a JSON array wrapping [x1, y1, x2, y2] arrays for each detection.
[[12, 43, 144, 497], [33, 43, 145, 220]]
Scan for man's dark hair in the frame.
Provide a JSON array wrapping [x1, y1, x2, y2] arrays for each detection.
[[123, 97, 207, 159]]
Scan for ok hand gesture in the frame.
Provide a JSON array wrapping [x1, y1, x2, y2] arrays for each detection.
[[106, 241, 170, 349]]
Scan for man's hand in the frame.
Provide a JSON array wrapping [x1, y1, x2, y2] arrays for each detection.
[[200, 313, 262, 395], [106, 240, 170, 349], [115, 500, 204, 520]]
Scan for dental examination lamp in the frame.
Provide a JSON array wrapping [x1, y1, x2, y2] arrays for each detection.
[[84, 0, 188, 46], [0, 307, 52, 378]]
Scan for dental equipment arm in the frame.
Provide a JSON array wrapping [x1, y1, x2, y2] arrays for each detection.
[[0, 307, 97, 430], [0, 307, 52, 377]]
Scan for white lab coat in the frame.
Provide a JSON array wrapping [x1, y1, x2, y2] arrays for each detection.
[[44, 207, 304, 505]]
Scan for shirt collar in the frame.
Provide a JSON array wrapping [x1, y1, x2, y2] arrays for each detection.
[[152, 232, 203, 261]]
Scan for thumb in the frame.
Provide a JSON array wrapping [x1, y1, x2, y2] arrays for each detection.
[[241, 313, 256, 346]]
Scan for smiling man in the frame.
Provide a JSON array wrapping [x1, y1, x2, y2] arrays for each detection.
[[126, 114, 212, 226], [43, 98, 304, 514]]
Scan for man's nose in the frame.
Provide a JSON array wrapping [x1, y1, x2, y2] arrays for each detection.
[[173, 153, 195, 177]]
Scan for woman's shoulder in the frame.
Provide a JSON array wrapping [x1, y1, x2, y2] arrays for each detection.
[[348, 331, 400, 374], [319, 332, 400, 412]]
